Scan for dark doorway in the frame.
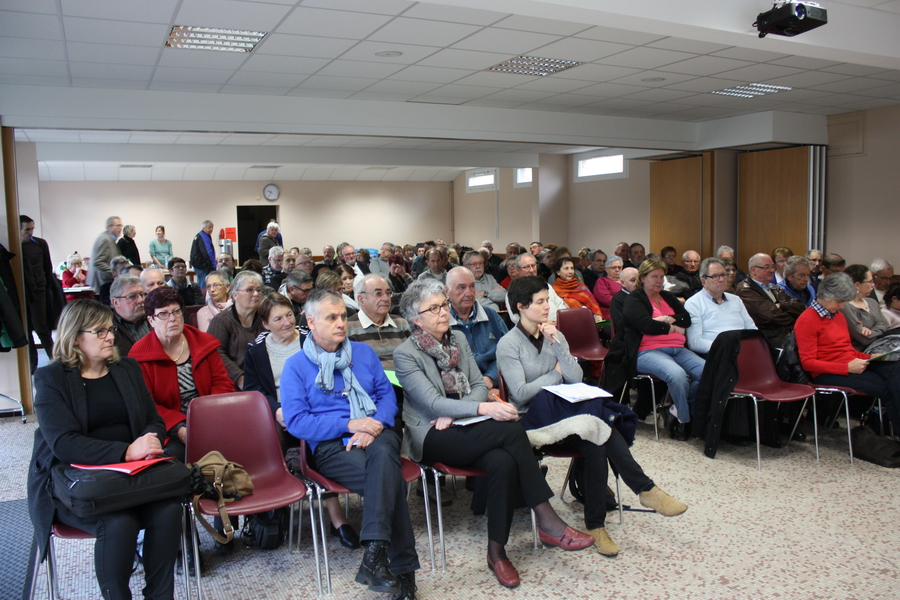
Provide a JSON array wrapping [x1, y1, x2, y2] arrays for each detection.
[[236, 205, 278, 265]]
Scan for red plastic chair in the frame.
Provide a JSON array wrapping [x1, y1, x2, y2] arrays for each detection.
[[296, 440, 434, 593], [556, 308, 608, 362], [728, 337, 818, 470], [182, 304, 203, 329], [185, 392, 318, 596]]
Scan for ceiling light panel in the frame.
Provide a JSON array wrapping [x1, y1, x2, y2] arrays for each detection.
[[166, 26, 267, 53], [711, 83, 792, 98], [487, 56, 581, 77]]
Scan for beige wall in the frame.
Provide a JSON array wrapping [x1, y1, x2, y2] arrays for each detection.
[[826, 105, 900, 268], [37, 180, 453, 265], [568, 158, 651, 254], [452, 168, 537, 250]]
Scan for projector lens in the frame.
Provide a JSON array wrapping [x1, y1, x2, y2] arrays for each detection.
[[795, 4, 807, 19]]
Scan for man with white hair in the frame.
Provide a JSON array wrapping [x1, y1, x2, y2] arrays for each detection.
[[778, 256, 817, 307], [88, 216, 123, 291], [610, 267, 638, 336], [735, 253, 804, 347], [281, 289, 419, 599], [338, 242, 365, 278], [140, 266, 166, 294], [505, 253, 565, 324], [263, 245, 286, 289], [257, 222, 281, 265], [369, 243, 394, 278], [716, 245, 747, 285], [674, 250, 703, 299], [870, 258, 894, 307], [189, 219, 216, 289], [110, 275, 150, 356], [347, 274, 411, 370], [482, 240, 503, 274], [462, 250, 505, 311]]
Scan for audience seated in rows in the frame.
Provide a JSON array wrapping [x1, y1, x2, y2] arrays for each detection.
[[196, 269, 232, 332], [552, 257, 603, 323], [166, 257, 203, 306], [778, 256, 817, 307], [841, 264, 893, 352], [461, 250, 505, 312], [110, 274, 150, 356], [593, 256, 623, 320], [684, 258, 757, 356], [347, 274, 412, 370], [735, 253, 805, 348], [206, 270, 265, 390]]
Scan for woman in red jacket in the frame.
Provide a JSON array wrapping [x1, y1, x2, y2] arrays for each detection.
[[130, 286, 234, 461], [795, 272, 900, 433]]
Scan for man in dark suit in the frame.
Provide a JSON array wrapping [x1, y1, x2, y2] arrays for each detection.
[[735, 253, 804, 348], [19, 215, 64, 373]]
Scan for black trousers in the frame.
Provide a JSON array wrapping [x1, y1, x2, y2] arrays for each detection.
[[813, 360, 900, 433], [421, 419, 553, 546], [26, 293, 54, 373], [57, 497, 183, 600], [563, 429, 654, 530]]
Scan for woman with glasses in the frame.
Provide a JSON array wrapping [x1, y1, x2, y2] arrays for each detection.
[[207, 270, 266, 390], [592, 255, 624, 320], [196, 269, 232, 332], [842, 264, 893, 352], [29, 299, 183, 599], [130, 286, 233, 462], [395, 280, 594, 589]]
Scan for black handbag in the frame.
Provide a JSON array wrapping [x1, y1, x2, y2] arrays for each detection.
[[850, 425, 900, 468], [52, 459, 191, 518]]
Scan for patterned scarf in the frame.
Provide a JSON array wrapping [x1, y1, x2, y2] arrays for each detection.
[[410, 326, 470, 397], [553, 277, 602, 316]]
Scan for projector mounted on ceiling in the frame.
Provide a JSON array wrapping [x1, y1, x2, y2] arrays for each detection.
[[754, 2, 828, 38]]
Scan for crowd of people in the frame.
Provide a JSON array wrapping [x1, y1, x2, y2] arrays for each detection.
[[20, 213, 900, 600]]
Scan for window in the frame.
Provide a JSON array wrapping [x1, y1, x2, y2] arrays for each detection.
[[514, 167, 533, 188], [466, 169, 497, 193], [575, 153, 627, 182]]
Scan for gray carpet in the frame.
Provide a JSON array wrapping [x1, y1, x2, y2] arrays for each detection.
[[0, 499, 36, 600]]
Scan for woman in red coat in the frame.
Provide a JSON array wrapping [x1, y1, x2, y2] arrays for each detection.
[[130, 286, 234, 461]]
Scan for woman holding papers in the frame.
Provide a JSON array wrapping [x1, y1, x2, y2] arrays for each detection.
[[28, 299, 182, 600], [395, 279, 593, 589], [497, 276, 687, 558]]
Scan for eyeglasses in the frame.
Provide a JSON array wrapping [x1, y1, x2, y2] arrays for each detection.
[[114, 292, 146, 302], [239, 288, 264, 295], [207, 283, 226, 290], [465, 261, 484, 268], [753, 264, 776, 271], [170, 264, 186, 270], [418, 299, 451, 315], [704, 273, 727, 281], [361, 290, 389, 298], [152, 309, 184, 321], [81, 326, 118, 338]]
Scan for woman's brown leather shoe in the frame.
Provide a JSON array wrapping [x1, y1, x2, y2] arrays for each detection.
[[487, 554, 520, 588]]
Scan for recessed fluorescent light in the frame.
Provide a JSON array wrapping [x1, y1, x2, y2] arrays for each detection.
[[487, 56, 581, 77], [375, 51, 403, 57], [249, 165, 280, 169], [711, 82, 792, 98], [166, 26, 267, 53], [120, 164, 153, 168], [642, 77, 665, 82]]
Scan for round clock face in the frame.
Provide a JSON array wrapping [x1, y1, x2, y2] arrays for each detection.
[[263, 184, 280, 200]]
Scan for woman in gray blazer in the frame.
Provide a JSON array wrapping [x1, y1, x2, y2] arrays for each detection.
[[394, 279, 592, 589]]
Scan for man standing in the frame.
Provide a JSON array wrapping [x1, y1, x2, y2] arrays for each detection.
[[369, 243, 394, 278], [256, 222, 280, 265], [254, 219, 283, 255], [462, 251, 505, 312], [446, 268, 508, 391], [735, 253, 804, 348], [19, 216, 63, 373], [347, 274, 411, 370], [778, 256, 816, 307], [870, 258, 894, 307], [88, 216, 122, 291], [190, 220, 216, 289], [109, 275, 150, 355], [281, 290, 419, 599]]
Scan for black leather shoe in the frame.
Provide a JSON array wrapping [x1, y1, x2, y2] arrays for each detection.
[[330, 524, 361, 549], [391, 572, 417, 600], [792, 431, 807, 442], [668, 419, 690, 442], [355, 541, 399, 593]]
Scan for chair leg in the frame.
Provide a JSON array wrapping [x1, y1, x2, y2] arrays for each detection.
[[47, 533, 59, 600], [431, 468, 447, 572], [313, 487, 332, 595], [559, 458, 576, 502], [186, 502, 204, 600], [649, 378, 659, 442], [530, 509, 539, 550], [785, 398, 811, 460], [616, 475, 624, 526], [752, 397, 762, 471], [812, 397, 820, 462], [417, 467, 435, 572], [840, 392, 854, 464], [180, 506, 192, 600], [302, 489, 323, 597]]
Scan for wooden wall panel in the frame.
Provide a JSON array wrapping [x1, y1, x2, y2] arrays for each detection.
[[650, 156, 702, 258], [737, 146, 809, 269]]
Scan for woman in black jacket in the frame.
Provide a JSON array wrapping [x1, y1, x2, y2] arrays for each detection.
[[621, 259, 705, 440], [28, 300, 181, 600]]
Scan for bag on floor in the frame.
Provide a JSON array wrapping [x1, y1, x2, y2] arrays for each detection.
[[189, 451, 254, 544], [52, 459, 191, 518], [242, 508, 287, 550], [850, 425, 900, 468]]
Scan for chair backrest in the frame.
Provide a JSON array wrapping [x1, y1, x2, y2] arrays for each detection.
[[497, 372, 509, 402], [735, 336, 781, 389], [185, 391, 285, 481], [557, 307, 603, 355], [183, 304, 203, 328]]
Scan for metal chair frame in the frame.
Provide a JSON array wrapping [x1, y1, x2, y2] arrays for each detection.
[[812, 386, 884, 464]]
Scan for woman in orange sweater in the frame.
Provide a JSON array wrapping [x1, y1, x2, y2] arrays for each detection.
[[794, 272, 900, 433]]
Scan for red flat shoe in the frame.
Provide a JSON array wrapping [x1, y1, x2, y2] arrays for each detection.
[[538, 526, 594, 551], [487, 554, 520, 589]]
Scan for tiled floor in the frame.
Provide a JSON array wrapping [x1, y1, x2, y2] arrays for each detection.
[[6, 409, 900, 600]]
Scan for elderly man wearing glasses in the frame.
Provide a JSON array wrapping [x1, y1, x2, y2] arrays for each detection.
[[735, 253, 805, 348], [110, 275, 149, 355], [281, 289, 419, 600], [685, 258, 757, 356]]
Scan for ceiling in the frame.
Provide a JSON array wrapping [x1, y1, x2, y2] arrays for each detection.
[[2, 0, 900, 181]]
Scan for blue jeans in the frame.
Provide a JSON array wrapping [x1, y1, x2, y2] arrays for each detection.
[[636, 346, 706, 423], [194, 268, 209, 289]]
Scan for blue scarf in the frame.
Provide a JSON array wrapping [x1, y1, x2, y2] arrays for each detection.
[[302, 336, 376, 420]]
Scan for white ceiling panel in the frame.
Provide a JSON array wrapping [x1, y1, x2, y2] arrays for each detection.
[[493, 14, 590, 36], [421, 83, 503, 99], [575, 25, 664, 46], [623, 88, 698, 102], [183, 165, 218, 180], [764, 70, 855, 88], [148, 81, 223, 93], [83, 164, 120, 180], [529, 38, 633, 63], [174, 0, 292, 31], [513, 77, 594, 93], [277, 7, 391, 38], [66, 41, 161, 65], [482, 88, 556, 103], [715, 63, 804, 83], [299, 0, 413, 15], [367, 17, 483, 47], [240, 54, 330, 75], [659, 55, 754, 77], [337, 41, 442, 64], [69, 62, 155, 81], [399, 4, 507, 26], [646, 37, 732, 55], [610, 71, 697, 87], [449, 70, 535, 88], [301, 167, 336, 180], [152, 66, 235, 84], [768, 56, 843, 70], [0, 58, 68, 77], [361, 79, 442, 95], [0, 11, 63, 40], [314, 60, 407, 79], [156, 47, 249, 69], [387, 65, 471, 84], [822, 63, 894, 76], [415, 48, 512, 70], [150, 166, 186, 180], [4, 0, 58, 15], [60, 0, 179, 23], [61, 17, 170, 46], [295, 75, 380, 92], [254, 33, 358, 58], [709, 47, 790, 63], [219, 84, 292, 94], [551, 63, 642, 82], [0, 37, 66, 61], [602, 47, 696, 70], [450, 28, 561, 55]]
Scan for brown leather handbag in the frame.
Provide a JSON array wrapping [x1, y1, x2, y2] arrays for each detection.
[[189, 451, 253, 543]]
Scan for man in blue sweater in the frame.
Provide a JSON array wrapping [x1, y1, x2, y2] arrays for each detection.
[[281, 289, 419, 600]]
